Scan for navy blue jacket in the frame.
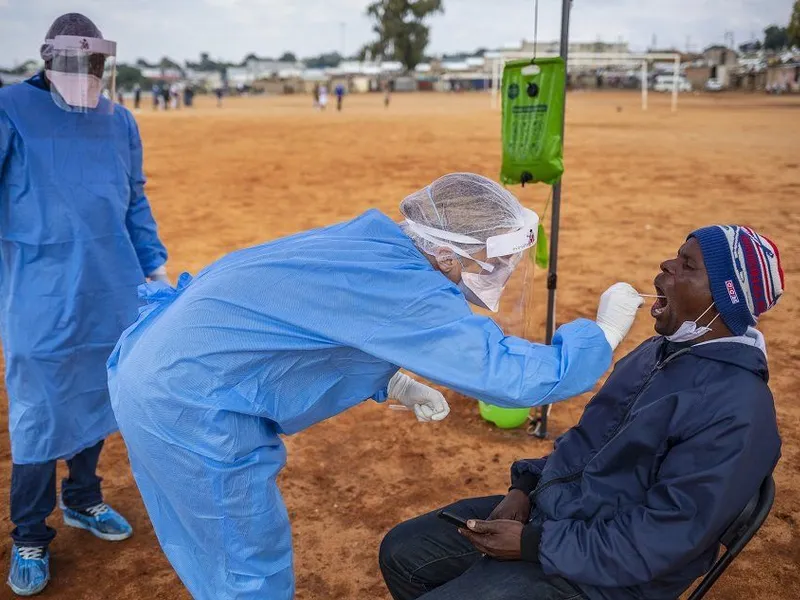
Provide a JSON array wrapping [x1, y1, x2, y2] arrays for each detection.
[[511, 334, 780, 600]]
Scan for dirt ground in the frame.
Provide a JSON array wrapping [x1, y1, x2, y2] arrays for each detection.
[[1, 90, 799, 599]]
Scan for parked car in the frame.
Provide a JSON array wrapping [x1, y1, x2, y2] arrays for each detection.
[[653, 75, 693, 93], [705, 78, 723, 92]]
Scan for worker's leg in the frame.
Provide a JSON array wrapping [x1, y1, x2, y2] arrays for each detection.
[[61, 439, 132, 541], [10, 461, 57, 548], [62, 439, 104, 510], [379, 496, 502, 600]]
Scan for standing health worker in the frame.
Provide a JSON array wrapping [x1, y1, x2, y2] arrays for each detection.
[[0, 13, 169, 597], [108, 173, 643, 600]]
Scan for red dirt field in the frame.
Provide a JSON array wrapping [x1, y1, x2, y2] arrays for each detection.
[[1, 90, 799, 599]]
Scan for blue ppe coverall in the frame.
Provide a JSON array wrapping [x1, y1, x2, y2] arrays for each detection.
[[107, 209, 611, 600], [0, 76, 167, 464]]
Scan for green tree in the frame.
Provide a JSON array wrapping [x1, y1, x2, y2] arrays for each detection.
[[116, 64, 147, 91], [159, 56, 182, 71], [279, 52, 297, 62], [304, 52, 342, 69], [362, 0, 444, 72], [738, 40, 762, 53], [789, 0, 800, 47], [764, 25, 789, 51]]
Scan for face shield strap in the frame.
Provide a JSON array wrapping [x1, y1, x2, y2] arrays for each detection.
[[43, 35, 117, 57], [404, 219, 497, 272], [485, 208, 539, 258]]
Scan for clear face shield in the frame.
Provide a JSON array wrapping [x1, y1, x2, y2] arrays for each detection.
[[405, 207, 539, 313], [41, 35, 117, 114]]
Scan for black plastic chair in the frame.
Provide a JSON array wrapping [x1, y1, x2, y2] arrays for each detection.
[[687, 475, 776, 599]]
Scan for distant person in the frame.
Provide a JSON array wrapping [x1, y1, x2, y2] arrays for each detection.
[[318, 84, 328, 110], [117, 90, 124, 106], [215, 87, 223, 108], [335, 83, 346, 111], [0, 75, 4, 89], [152, 83, 160, 109], [384, 82, 391, 108], [313, 83, 320, 109], [133, 84, 141, 110], [183, 86, 193, 108]]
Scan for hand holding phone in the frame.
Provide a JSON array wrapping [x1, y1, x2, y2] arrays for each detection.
[[437, 509, 470, 529]]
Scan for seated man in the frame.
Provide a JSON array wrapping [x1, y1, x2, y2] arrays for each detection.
[[380, 225, 783, 600]]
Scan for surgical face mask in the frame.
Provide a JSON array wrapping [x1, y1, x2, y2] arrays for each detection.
[[457, 255, 519, 313], [666, 303, 720, 343], [46, 70, 103, 109], [458, 280, 493, 311]]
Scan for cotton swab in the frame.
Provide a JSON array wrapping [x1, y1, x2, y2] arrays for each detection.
[[639, 294, 667, 299]]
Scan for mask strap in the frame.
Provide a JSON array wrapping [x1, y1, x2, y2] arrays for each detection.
[[696, 303, 719, 328]]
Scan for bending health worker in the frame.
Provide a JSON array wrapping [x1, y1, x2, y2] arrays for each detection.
[[107, 173, 643, 600]]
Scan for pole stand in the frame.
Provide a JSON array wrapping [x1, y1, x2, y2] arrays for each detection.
[[527, 415, 550, 439]]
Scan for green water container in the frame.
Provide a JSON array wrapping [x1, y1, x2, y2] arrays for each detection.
[[500, 57, 566, 186], [479, 401, 530, 429]]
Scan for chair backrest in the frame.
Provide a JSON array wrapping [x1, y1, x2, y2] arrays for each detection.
[[687, 474, 776, 600]]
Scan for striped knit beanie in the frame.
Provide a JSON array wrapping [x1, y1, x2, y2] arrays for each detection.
[[689, 226, 784, 336]]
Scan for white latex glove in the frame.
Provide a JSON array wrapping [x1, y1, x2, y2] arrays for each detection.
[[595, 282, 645, 350], [147, 265, 170, 285], [387, 372, 450, 423]]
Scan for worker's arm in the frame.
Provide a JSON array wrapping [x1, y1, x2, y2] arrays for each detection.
[[359, 288, 612, 409], [124, 110, 167, 276], [532, 387, 781, 587]]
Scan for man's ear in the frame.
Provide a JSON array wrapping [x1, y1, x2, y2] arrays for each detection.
[[434, 249, 461, 283]]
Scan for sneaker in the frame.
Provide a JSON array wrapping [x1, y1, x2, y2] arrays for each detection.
[[7, 545, 49, 596], [62, 502, 133, 542]]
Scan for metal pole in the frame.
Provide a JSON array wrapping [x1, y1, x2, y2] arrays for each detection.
[[642, 60, 648, 110], [671, 55, 679, 112], [535, 0, 572, 439], [491, 59, 499, 109]]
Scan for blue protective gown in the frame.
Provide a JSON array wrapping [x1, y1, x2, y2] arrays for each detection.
[[0, 77, 167, 464], [107, 209, 611, 600]]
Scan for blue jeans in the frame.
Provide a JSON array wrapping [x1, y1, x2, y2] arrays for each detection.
[[380, 496, 585, 600], [10, 440, 105, 548]]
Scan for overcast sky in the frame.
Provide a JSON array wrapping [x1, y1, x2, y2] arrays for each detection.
[[0, 0, 795, 66]]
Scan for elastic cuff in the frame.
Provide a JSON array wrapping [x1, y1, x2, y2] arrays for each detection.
[[510, 472, 540, 495], [520, 524, 543, 563]]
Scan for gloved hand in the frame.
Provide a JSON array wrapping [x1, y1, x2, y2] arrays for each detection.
[[595, 282, 644, 350], [388, 372, 450, 423], [147, 265, 170, 285]]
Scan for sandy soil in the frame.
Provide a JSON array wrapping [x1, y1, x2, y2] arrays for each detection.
[[1, 90, 799, 599]]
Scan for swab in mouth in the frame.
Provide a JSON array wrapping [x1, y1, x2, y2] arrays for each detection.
[[639, 294, 667, 299]]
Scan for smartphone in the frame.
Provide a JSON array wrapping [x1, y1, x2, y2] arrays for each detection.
[[437, 509, 470, 529]]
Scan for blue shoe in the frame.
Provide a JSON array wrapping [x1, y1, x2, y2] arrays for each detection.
[[61, 502, 133, 542], [7, 546, 49, 596]]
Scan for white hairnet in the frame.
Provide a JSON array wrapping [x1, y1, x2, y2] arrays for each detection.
[[399, 173, 528, 259]]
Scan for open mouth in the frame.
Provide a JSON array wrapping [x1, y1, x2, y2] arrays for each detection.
[[651, 285, 669, 318]]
